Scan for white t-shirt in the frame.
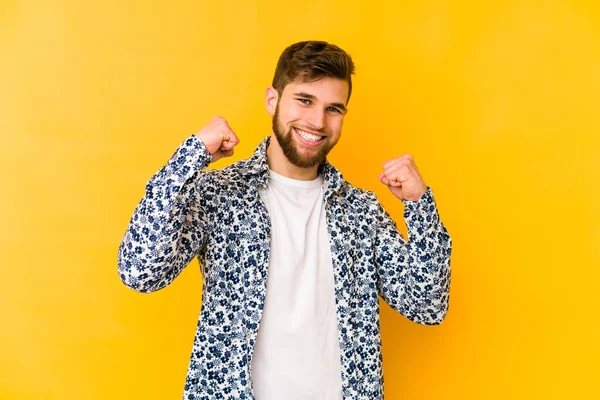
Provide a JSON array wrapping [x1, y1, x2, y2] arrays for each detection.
[[252, 170, 343, 399]]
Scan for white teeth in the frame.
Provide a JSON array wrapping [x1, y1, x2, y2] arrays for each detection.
[[295, 128, 322, 142]]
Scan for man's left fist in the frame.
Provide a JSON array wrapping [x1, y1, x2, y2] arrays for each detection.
[[378, 155, 428, 202]]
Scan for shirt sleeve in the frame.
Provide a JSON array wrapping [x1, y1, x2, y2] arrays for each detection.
[[374, 186, 452, 325], [117, 134, 213, 293]]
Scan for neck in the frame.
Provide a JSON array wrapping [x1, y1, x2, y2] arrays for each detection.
[[266, 133, 320, 181]]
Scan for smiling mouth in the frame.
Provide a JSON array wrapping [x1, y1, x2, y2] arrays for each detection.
[[293, 127, 326, 144]]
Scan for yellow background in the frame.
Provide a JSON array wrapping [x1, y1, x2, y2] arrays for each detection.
[[1, 0, 599, 398]]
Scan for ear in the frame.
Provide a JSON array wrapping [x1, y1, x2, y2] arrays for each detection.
[[265, 86, 278, 117]]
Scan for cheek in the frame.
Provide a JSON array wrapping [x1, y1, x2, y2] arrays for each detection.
[[328, 117, 344, 134], [279, 100, 301, 116], [286, 106, 305, 122]]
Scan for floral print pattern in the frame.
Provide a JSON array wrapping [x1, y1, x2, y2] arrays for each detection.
[[118, 135, 452, 399]]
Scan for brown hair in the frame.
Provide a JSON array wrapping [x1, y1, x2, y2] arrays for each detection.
[[272, 41, 355, 103]]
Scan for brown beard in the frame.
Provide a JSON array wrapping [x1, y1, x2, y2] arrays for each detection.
[[271, 103, 337, 168]]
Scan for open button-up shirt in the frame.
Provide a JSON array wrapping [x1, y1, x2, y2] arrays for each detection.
[[118, 134, 452, 399]]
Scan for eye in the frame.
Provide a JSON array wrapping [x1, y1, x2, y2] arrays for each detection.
[[327, 107, 342, 114], [297, 98, 311, 105]]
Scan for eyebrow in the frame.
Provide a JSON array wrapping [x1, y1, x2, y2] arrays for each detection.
[[293, 92, 348, 112]]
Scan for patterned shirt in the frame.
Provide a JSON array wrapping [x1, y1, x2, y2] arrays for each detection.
[[117, 134, 452, 399]]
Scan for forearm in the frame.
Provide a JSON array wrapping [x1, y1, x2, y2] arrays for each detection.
[[376, 188, 452, 324], [118, 135, 212, 293]]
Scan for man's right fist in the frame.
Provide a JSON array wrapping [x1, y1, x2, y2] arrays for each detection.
[[194, 116, 240, 163]]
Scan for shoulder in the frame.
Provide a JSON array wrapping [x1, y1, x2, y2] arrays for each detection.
[[200, 158, 251, 194], [337, 180, 380, 212]]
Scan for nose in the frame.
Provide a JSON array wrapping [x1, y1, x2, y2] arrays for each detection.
[[306, 108, 327, 131]]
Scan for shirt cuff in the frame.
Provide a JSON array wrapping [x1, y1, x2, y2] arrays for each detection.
[[402, 186, 440, 233], [166, 134, 213, 180], [146, 134, 213, 193]]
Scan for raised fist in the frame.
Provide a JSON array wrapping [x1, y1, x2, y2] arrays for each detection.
[[194, 116, 240, 163], [378, 154, 428, 202]]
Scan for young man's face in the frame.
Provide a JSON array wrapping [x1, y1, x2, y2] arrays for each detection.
[[268, 77, 349, 168]]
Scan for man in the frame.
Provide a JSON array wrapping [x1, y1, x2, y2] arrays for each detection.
[[118, 41, 452, 399]]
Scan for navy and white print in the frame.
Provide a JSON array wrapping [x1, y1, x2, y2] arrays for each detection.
[[118, 134, 452, 399]]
